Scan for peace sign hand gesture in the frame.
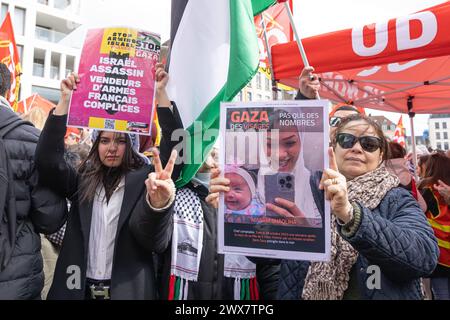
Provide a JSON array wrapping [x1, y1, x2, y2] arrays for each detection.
[[320, 148, 353, 224], [146, 149, 178, 209]]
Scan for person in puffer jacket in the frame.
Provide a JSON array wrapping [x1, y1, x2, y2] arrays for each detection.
[[0, 63, 68, 300]]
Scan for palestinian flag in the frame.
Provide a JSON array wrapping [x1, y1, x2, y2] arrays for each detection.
[[168, 0, 277, 187]]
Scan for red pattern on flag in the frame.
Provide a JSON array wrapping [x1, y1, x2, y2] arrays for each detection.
[[254, 0, 292, 74], [0, 13, 22, 111], [393, 115, 406, 147]]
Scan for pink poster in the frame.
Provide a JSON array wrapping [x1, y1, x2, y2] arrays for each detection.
[[68, 27, 160, 134]]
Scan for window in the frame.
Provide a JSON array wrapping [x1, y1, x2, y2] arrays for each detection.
[[246, 92, 252, 102], [437, 143, 442, 150], [17, 45, 23, 64], [382, 124, 388, 131], [55, 0, 72, 10], [435, 122, 440, 129], [444, 132, 449, 140], [443, 122, 448, 129], [13, 7, 26, 36], [256, 94, 262, 101], [66, 55, 75, 77], [265, 77, 270, 91], [445, 142, 449, 150], [1, 4, 8, 22], [256, 73, 262, 89], [51, 52, 61, 80], [390, 125, 396, 131], [246, 80, 252, 88], [33, 48, 45, 77], [236, 91, 243, 102], [436, 132, 441, 140], [31, 86, 60, 104], [266, 96, 271, 101]]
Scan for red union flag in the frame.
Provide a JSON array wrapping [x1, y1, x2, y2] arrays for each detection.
[[393, 115, 406, 147], [255, 0, 292, 75], [0, 13, 21, 111]]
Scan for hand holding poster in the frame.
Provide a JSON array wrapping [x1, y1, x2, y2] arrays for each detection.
[[68, 27, 160, 134], [218, 100, 331, 261]]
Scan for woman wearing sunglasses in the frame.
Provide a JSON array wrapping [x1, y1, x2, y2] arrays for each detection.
[[297, 114, 438, 300], [209, 113, 439, 299]]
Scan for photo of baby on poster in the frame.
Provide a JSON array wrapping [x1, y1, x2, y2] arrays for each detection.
[[218, 100, 331, 261]]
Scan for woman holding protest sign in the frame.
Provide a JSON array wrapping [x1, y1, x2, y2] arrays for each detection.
[[34, 65, 178, 300], [209, 113, 439, 299]]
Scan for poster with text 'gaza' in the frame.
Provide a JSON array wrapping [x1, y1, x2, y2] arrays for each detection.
[[218, 100, 331, 262], [68, 28, 160, 134]]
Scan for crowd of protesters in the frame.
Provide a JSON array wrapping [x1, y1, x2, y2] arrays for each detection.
[[0, 60, 449, 300]]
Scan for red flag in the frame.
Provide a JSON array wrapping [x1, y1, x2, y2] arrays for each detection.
[[255, 0, 293, 75], [0, 13, 22, 111], [393, 116, 406, 148], [16, 93, 55, 115]]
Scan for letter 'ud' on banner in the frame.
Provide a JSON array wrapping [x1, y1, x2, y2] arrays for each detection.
[[68, 28, 160, 134], [218, 100, 331, 261]]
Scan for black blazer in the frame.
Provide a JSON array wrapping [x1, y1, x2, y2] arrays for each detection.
[[35, 113, 174, 300]]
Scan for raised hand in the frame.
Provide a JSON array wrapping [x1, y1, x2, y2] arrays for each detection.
[[55, 72, 80, 116], [146, 149, 177, 209], [320, 147, 352, 223], [299, 66, 320, 99], [205, 169, 230, 209], [155, 62, 171, 107]]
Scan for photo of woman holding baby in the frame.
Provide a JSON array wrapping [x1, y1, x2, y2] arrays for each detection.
[[258, 108, 324, 228]]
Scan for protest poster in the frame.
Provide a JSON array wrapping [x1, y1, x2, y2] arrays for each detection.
[[68, 27, 160, 134], [218, 100, 331, 261]]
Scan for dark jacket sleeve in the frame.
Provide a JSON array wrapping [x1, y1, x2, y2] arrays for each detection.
[[29, 176, 68, 234], [295, 91, 312, 100], [340, 188, 439, 282], [257, 263, 280, 300], [157, 102, 184, 181], [129, 194, 174, 254], [35, 112, 78, 199]]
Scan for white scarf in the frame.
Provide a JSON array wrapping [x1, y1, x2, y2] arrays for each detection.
[[258, 130, 322, 224], [170, 188, 257, 300]]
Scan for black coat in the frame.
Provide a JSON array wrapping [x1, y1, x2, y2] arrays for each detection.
[[0, 105, 67, 300], [35, 113, 174, 300]]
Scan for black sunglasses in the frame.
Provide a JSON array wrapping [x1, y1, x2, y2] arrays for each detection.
[[336, 133, 382, 153], [329, 116, 342, 127]]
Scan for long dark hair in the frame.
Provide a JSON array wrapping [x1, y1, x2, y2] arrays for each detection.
[[418, 153, 450, 189], [78, 132, 145, 203]]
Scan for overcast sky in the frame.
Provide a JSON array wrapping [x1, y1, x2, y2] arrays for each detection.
[[79, 0, 447, 137]]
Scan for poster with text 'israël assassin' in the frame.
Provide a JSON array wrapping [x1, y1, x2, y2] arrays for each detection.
[[68, 27, 160, 135], [218, 100, 331, 262]]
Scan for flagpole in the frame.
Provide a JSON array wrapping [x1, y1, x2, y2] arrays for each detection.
[[28, 93, 37, 114], [282, 2, 320, 99], [260, 14, 279, 100], [408, 96, 419, 182]]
